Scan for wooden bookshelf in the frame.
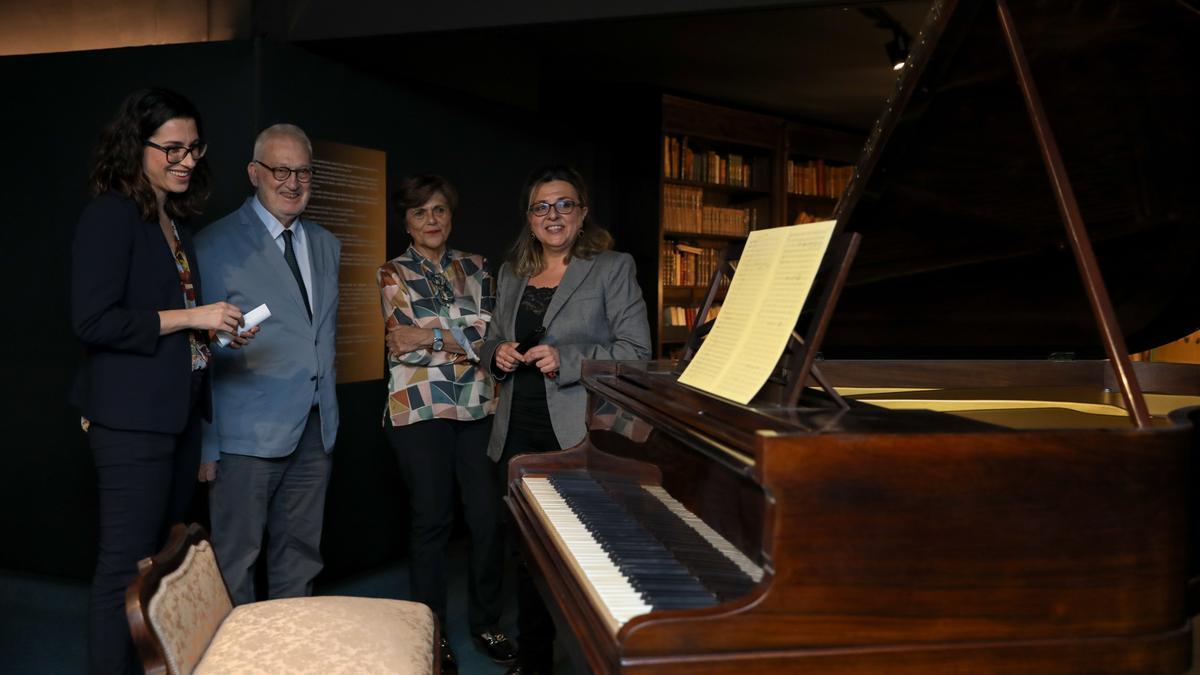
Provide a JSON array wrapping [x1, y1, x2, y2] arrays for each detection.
[[784, 121, 862, 228], [652, 95, 862, 358]]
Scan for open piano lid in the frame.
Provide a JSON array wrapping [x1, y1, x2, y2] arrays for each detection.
[[825, 0, 1200, 359]]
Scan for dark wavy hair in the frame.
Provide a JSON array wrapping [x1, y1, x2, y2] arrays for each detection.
[[89, 87, 212, 221], [509, 165, 613, 277]]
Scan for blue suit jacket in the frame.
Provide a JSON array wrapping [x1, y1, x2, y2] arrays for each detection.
[[195, 198, 340, 462]]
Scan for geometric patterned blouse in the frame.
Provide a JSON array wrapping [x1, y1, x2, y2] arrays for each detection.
[[377, 245, 497, 427]]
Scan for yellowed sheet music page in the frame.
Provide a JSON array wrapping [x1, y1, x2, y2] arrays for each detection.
[[678, 221, 837, 404]]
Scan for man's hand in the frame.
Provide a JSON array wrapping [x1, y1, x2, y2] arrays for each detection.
[[198, 461, 217, 482], [226, 325, 261, 349]]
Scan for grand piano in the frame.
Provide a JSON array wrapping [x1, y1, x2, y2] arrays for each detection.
[[504, 0, 1200, 672]]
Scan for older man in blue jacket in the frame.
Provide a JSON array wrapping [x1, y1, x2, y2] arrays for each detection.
[[196, 123, 340, 604]]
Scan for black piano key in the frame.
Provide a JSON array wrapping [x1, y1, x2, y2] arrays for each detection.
[[593, 477, 758, 602], [650, 597, 721, 610]]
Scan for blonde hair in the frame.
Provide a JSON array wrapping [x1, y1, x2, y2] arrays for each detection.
[[509, 165, 613, 278]]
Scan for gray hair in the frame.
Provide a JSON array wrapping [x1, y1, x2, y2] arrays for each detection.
[[252, 123, 312, 160]]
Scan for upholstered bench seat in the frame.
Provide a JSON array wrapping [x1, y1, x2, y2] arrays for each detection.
[[194, 596, 435, 675], [129, 525, 436, 675]]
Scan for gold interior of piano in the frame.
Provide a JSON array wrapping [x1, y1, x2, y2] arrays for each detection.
[[833, 386, 1200, 429]]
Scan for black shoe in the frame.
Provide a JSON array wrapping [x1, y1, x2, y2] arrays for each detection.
[[473, 629, 518, 664], [439, 636, 458, 673]]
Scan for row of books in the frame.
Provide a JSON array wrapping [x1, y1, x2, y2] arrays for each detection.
[[660, 242, 733, 288], [663, 184, 757, 236], [664, 303, 722, 329], [663, 135, 764, 188], [787, 159, 853, 198]]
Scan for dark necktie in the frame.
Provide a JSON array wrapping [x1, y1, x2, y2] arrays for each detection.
[[282, 228, 312, 321]]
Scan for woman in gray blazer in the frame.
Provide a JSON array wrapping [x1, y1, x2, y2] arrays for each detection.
[[480, 165, 651, 675]]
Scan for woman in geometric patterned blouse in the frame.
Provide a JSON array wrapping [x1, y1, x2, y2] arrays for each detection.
[[70, 87, 250, 675], [376, 174, 516, 673]]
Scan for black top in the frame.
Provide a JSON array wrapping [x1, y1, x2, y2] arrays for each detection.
[[510, 285, 557, 432], [70, 192, 212, 434], [824, 0, 1200, 359]]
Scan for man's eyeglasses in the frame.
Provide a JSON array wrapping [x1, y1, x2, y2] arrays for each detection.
[[528, 198, 581, 217], [254, 160, 315, 183], [144, 141, 207, 164]]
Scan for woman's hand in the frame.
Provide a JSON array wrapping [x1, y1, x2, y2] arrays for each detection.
[[524, 344, 560, 379], [387, 324, 431, 356], [190, 302, 243, 333], [495, 341, 524, 373]]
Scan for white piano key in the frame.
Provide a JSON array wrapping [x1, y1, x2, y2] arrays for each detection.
[[523, 477, 653, 628]]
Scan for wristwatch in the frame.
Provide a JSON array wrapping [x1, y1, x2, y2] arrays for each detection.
[[431, 328, 444, 352]]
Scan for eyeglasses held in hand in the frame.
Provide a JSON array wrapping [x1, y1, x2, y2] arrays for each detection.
[[254, 160, 315, 183], [528, 198, 581, 217], [144, 141, 207, 164]]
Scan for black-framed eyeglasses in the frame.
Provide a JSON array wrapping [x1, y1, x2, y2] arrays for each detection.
[[144, 140, 207, 164], [254, 160, 315, 183], [528, 198, 581, 217]]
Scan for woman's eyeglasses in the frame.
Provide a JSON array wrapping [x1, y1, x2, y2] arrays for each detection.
[[144, 141, 207, 164], [528, 198, 581, 217]]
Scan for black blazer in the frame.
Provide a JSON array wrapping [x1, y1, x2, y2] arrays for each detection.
[[70, 191, 211, 434]]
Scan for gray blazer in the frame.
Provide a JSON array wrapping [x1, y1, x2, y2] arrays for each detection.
[[195, 198, 341, 462], [480, 250, 651, 461]]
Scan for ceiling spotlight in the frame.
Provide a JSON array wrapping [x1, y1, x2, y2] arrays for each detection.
[[859, 7, 913, 71], [886, 30, 910, 70]]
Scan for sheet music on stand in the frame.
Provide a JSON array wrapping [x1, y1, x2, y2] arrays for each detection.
[[678, 221, 837, 405]]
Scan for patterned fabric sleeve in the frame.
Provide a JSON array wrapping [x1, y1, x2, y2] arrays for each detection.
[[449, 260, 495, 361], [377, 261, 453, 367]]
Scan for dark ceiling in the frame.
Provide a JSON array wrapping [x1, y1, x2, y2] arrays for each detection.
[[301, 1, 932, 131]]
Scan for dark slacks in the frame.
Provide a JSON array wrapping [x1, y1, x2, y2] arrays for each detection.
[[499, 421, 563, 672], [387, 416, 503, 633], [88, 412, 201, 675], [210, 408, 331, 605]]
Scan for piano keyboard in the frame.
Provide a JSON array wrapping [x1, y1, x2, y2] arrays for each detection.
[[641, 484, 764, 584], [521, 473, 763, 632]]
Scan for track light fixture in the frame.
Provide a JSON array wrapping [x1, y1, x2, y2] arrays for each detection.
[[859, 7, 913, 71], [885, 29, 910, 70]]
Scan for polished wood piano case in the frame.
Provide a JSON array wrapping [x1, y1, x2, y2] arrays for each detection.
[[505, 0, 1200, 671]]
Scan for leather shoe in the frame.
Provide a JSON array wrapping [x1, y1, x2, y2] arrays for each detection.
[[473, 629, 518, 664], [439, 636, 458, 673]]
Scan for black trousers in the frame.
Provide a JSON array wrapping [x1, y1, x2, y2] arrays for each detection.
[[498, 420, 563, 672], [87, 411, 201, 675], [387, 416, 503, 633]]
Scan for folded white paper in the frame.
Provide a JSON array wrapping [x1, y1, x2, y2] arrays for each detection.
[[217, 303, 271, 347]]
